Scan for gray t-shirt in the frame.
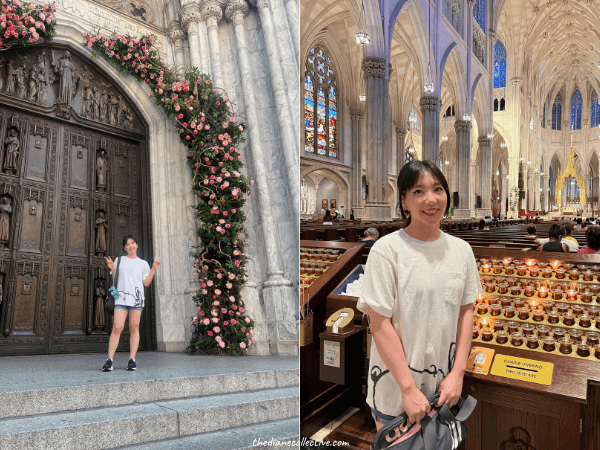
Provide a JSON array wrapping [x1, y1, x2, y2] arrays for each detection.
[[357, 229, 481, 417], [112, 257, 150, 308]]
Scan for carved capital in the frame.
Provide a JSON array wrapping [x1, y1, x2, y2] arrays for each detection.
[[248, 0, 269, 9], [168, 21, 186, 42], [419, 96, 439, 111], [396, 127, 407, 136], [454, 120, 471, 133], [478, 137, 492, 146], [511, 77, 523, 86], [350, 108, 364, 120], [467, 0, 476, 7], [225, 0, 249, 22], [202, 2, 223, 26], [180, 5, 203, 31], [488, 30, 496, 40], [361, 57, 387, 78]]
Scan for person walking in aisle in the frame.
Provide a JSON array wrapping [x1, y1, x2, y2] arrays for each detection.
[[102, 236, 160, 371]]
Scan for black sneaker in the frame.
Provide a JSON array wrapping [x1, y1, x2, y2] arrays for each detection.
[[127, 358, 137, 371], [102, 359, 113, 372]]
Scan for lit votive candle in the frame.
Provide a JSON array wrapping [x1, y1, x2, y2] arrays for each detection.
[[562, 312, 575, 326], [526, 335, 539, 349], [577, 343, 591, 357], [586, 332, 600, 347], [583, 270, 595, 282], [543, 338, 556, 352], [481, 263, 491, 273], [493, 264, 503, 274], [551, 289, 564, 300], [557, 303, 570, 315], [472, 326, 480, 339], [533, 309, 545, 322], [555, 268, 566, 279], [553, 328, 567, 341], [502, 258, 512, 267], [498, 283, 509, 294], [551, 261, 562, 270], [566, 290, 578, 302], [505, 265, 515, 275], [581, 291, 593, 303], [494, 320, 506, 332], [490, 304, 502, 316], [476, 293, 486, 304], [477, 303, 488, 315], [507, 321, 520, 333], [518, 307, 531, 320], [569, 270, 581, 281], [511, 332, 524, 347], [504, 305, 516, 318], [569, 329, 583, 344], [495, 330, 509, 344], [482, 328, 494, 341], [516, 265, 527, 276], [529, 267, 540, 277], [485, 282, 496, 293], [542, 300, 555, 312], [521, 323, 535, 336], [547, 311, 560, 324], [524, 286, 535, 297], [537, 324, 551, 338], [579, 314, 592, 328], [559, 337, 573, 354]]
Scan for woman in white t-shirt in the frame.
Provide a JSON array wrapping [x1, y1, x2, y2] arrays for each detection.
[[357, 160, 481, 430], [101, 236, 160, 372]]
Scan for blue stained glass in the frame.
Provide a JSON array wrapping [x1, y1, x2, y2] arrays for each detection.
[[542, 102, 545, 128], [494, 41, 506, 88], [329, 86, 336, 102], [571, 90, 582, 130], [473, 0, 485, 30], [592, 91, 600, 127], [552, 93, 562, 130]]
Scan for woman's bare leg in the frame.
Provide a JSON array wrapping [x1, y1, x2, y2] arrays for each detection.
[[108, 309, 128, 359], [128, 310, 142, 360]]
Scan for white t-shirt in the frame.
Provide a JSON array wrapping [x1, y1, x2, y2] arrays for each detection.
[[112, 256, 151, 308], [357, 229, 481, 418], [537, 237, 578, 252]]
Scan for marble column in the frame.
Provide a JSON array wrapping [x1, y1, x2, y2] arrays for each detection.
[[167, 21, 187, 74], [478, 137, 492, 216], [180, 5, 203, 72], [507, 78, 522, 218], [585, 175, 591, 211], [284, 0, 299, 62], [361, 57, 391, 219], [543, 174, 549, 212], [351, 108, 364, 212], [420, 96, 440, 164], [525, 167, 532, 211], [534, 171, 540, 211], [249, 0, 299, 220], [396, 127, 407, 174], [454, 120, 471, 217], [225, 0, 296, 355], [202, 2, 224, 88], [470, 159, 477, 215]]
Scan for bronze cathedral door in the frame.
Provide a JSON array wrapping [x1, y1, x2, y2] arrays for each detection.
[[0, 45, 154, 356]]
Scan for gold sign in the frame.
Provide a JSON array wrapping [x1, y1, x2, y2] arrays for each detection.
[[491, 354, 553, 386]]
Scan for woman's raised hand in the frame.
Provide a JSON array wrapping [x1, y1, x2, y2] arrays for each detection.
[[152, 257, 160, 270], [105, 256, 115, 272]]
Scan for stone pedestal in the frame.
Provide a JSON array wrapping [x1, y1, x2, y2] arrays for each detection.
[[362, 202, 391, 220]]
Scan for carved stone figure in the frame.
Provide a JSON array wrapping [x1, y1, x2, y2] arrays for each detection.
[[93, 87, 100, 120], [3, 128, 19, 174], [81, 86, 93, 119], [117, 95, 127, 127], [0, 58, 5, 92], [80, 64, 94, 86], [51, 51, 78, 106], [95, 211, 107, 256], [5, 59, 17, 96], [125, 110, 135, 131], [94, 281, 106, 331], [35, 69, 46, 104], [109, 94, 119, 125], [96, 149, 108, 191], [16, 64, 26, 99], [100, 91, 108, 122], [0, 197, 11, 247]]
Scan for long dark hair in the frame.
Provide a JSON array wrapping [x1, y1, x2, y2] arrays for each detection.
[[397, 160, 451, 226]]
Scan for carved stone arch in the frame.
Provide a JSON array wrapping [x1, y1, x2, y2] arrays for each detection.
[[300, 167, 350, 215], [306, 32, 351, 103]]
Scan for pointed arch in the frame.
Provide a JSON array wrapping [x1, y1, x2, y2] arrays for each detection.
[[552, 93, 562, 130], [493, 40, 506, 88], [571, 89, 582, 130]]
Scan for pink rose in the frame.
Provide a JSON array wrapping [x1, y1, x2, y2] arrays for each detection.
[[219, 341, 225, 348], [212, 318, 218, 323], [245, 318, 250, 324], [215, 289, 221, 295], [200, 311, 205, 316], [214, 326, 220, 333], [203, 318, 210, 325], [240, 342, 246, 349], [192, 316, 198, 323]]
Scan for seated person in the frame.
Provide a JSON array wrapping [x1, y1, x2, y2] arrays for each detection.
[[563, 223, 580, 249], [581, 221, 588, 230], [478, 219, 490, 230], [360, 227, 379, 248], [578, 226, 600, 254], [535, 224, 578, 252], [574, 217, 583, 231], [538, 224, 567, 253], [322, 210, 333, 225], [349, 209, 355, 220], [525, 225, 537, 239]]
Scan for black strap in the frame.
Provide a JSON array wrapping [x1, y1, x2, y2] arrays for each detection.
[[113, 256, 121, 289]]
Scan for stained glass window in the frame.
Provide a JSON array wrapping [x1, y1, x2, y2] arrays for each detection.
[[541, 102, 545, 128], [473, 0, 485, 30], [405, 147, 414, 165], [493, 41, 506, 88], [408, 109, 418, 130], [592, 91, 600, 127], [552, 93, 562, 130], [571, 90, 582, 130], [304, 46, 337, 158]]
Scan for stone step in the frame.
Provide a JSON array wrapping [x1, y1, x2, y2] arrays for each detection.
[[0, 386, 299, 450], [120, 417, 299, 449], [0, 368, 298, 419]]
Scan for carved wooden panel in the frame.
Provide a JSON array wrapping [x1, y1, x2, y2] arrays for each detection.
[[11, 261, 41, 334], [70, 134, 91, 190], [18, 187, 46, 253], [62, 265, 87, 334], [24, 123, 52, 182], [114, 143, 131, 197], [66, 196, 89, 257]]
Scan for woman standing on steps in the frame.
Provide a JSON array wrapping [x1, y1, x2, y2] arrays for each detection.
[[102, 235, 160, 372]]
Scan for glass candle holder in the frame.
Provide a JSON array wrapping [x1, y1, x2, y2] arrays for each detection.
[[526, 335, 539, 349], [481, 264, 491, 273], [479, 318, 492, 329], [502, 258, 512, 267], [472, 326, 480, 339], [507, 321, 520, 334], [579, 314, 592, 328], [569, 270, 580, 281], [500, 297, 513, 308], [581, 291, 593, 303], [572, 305, 585, 317], [529, 267, 540, 277], [498, 283, 509, 294], [555, 268, 566, 279], [488, 295, 500, 305], [516, 265, 527, 276], [495, 330, 509, 344], [490, 304, 502, 316], [485, 283, 496, 293], [533, 280, 545, 290], [511, 332, 524, 347], [537, 287, 549, 299], [589, 284, 600, 295], [569, 329, 583, 344], [559, 337, 573, 354], [557, 303, 570, 315], [586, 332, 600, 347], [524, 286, 535, 297], [566, 290, 578, 302], [547, 311, 560, 324], [504, 305, 516, 318], [563, 263, 575, 271], [596, 346, 600, 359], [510, 286, 522, 296], [476, 303, 488, 315], [493, 264, 503, 274], [575, 283, 586, 294], [475, 293, 486, 304], [505, 266, 515, 275], [583, 270, 595, 282], [551, 290, 564, 300], [533, 309, 545, 322], [543, 337, 556, 352], [521, 323, 535, 336], [513, 260, 524, 267], [562, 312, 575, 326], [553, 328, 567, 341], [577, 343, 591, 357], [481, 328, 494, 341], [506, 277, 518, 286], [586, 305, 600, 318], [537, 324, 551, 338], [494, 320, 506, 332], [518, 307, 531, 320], [542, 300, 555, 312], [513, 298, 525, 309]]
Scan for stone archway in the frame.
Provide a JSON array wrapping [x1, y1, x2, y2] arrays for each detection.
[[301, 167, 350, 217]]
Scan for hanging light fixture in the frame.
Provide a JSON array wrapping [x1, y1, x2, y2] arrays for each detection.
[[500, 141, 507, 148], [359, 94, 366, 102], [463, 112, 471, 121], [355, 31, 371, 46], [445, 160, 449, 165], [496, 170, 500, 176], [487, 133, 494, 139], [424, 0, 434, 93], [441, 135, 449, 141]]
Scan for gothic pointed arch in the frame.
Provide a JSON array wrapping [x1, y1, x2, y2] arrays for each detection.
[[493, 40, 506, 88], [552, 93, 562, 130], [571, 89, 582, 130]]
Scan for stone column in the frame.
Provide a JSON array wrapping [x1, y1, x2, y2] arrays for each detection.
[[284, 0, 299, 61], [470, 159, 477, 215], [543, 174, 549, 212], [361, 57, 391, 219], [351, 108, 364, 212], [478, 136, 492, 216], [420, 96, 440, 164], [225, 0, 295, 355], [396, 127, 407, 174], [167, 21, 186, 74], [454, 120, 471, 218], [525, 167, 532, 211], [249, 0, 299, 220], [180, 5, 203, 71], [508, 78, 522, 218], [585, 174, 591, 211], [202, 1, 224, 88]]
